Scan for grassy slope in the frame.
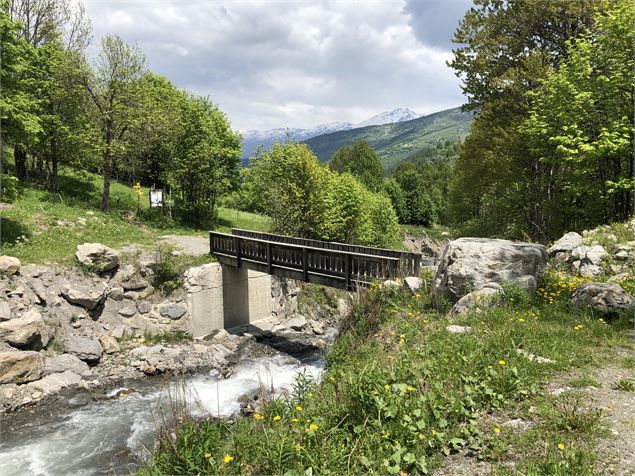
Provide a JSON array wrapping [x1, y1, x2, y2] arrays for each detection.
[[142, 278, 633, 475], [0, 169, 270, 266], [303, 107, 475, 173]]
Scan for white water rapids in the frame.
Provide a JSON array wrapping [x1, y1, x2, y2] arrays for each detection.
[[0, 349, 325, 476]]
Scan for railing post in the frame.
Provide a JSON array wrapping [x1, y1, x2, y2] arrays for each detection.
[[267, 242, 272, 274], [302, 247, 309, 281], [345, 254, 352, 290], [234, 236, 242, 268]]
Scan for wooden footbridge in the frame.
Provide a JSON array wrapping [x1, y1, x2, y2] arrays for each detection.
[[209, 228, 421, 290]]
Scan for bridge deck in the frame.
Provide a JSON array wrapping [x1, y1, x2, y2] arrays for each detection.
[[210, 229, 420, 290]]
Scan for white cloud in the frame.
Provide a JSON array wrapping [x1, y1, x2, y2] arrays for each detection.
[[84, 0, 468, 130]]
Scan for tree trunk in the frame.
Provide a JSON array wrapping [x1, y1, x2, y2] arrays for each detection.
[[49, 153, 58, 193], [14, 145, 28, 182], [101, 152, 111, 211]]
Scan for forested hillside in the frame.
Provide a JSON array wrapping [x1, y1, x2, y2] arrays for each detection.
[[304, 107, 474, 173]]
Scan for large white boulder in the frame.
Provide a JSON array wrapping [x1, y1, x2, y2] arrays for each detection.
[[435, 238, 547, 302], [64, 335, 103, 363], [76, 243, 120, 273], [548, 232, 583, 255]]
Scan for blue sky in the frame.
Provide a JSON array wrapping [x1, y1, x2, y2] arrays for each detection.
[[85, 0, 472, 130]]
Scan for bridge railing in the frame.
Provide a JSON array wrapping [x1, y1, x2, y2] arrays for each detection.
[[210, 231, 419, 290], [230, 228, 421, 275]]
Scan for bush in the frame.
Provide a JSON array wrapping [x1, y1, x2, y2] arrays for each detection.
[[1, 174, 19, 203]]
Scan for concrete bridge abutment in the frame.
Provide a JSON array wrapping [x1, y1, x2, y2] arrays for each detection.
[[185, 262, 272, 338]]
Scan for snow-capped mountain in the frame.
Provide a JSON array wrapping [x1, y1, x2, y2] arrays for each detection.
[[355, 108, 420, 128], [240, 108, 421, 161]]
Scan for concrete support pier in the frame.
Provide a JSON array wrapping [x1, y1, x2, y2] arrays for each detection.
[[185, 262, 272, 338]]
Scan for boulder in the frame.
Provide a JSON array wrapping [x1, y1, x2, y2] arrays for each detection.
[[99, 333, 120, 354], [585, 245, 608, 266], [403, 276, 423, 294], [28, 370, 83, 395], [159, 303, 187, 320], [579, 264, 602, 278], [308, 319, 325, 335], [282, 314, 308, 331], [137, 301, 152, 314], [61, 284, 106, 310], [0, 256, 21, 276], [0, 351, 44, 384], [0, 309, 52, 349], [0, 301, 11, 321], [118, 306, 137, 318], [112, 264, 148, 290], [434, 238, 546, 302], [568, 282, 634, 314], [44, 353, 91, 377], [76, 243, 120, 273], [450, 282, 505, 315], [64, 335, 103, 363], [547, 232, 583, 255], [337, 298, 352, 319]]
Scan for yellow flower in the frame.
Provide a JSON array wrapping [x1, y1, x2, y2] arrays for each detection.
[[406, 385, 415, 392], [494, 427, 501, 434], [329, 376, 336, 382], [294, 443, 302, 452], [518, 318, 525, 323], [223, 455, 234, 463], [384, 384, 390, 390], [558, 443, 565, 450], [423, 319, 429, 324], [273, 415, 282, 422], [291, 418, 299, 423], [498, 360, 506, 366], [204, 453, 212, 459], [295, 405, 303, 412], [308, 423, 318, 431], [254, 413, 263, 421]]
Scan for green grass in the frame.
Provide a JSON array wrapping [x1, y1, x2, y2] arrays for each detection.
[[0, 168, 270, 265], [141, 281, 631, 475], [569, 374, 602, 388]]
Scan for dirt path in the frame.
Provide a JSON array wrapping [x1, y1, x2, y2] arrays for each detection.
[[158, 234, 209, 256]]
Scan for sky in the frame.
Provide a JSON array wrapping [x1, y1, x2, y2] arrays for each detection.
[[84, 0, 472, 131]]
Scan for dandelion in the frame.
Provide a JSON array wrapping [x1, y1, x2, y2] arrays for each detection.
[[291, 418, 299, 423], [423, 319, 429, 324], [498, 360, 506, 366], [406, 385, 415, 392], [204, 453, 212, 459], [494, 427, 501, 434], [296, 405, 303, 412], [308, 423, 318, 431], [254, 413, 263, 421], [223, 455, 234, 463], [273, 415, 281, 422], [558, 443, 565, 450]]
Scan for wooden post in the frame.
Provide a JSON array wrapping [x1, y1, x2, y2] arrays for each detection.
[[234, 236, 242, 268], [267, 242, 272, 274], [302, 247, 309, 281], [345, 254, 352, 290]]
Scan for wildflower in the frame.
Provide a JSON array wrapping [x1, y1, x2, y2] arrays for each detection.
[[296, 405, 303, 412], [384, 384, 390, 390], [254, 413, 263, 421], [498, 360, 506, 366], [204, 453, 212, 459], [308, 423, 318, 431], [406, 385, 415, 392], [273, 415, 281, 422], [291, 418, 299, 423], [294, 443, 302, 453], [494, 427, 501, 434], [423, 319, 429, 324], [558, 443, 565, 450], [223, 455, 234, 463], [308, 392, 313, 398], [400, 334, 405, 339], [518, 318, 525, 323], [329, 376, 336, 382]]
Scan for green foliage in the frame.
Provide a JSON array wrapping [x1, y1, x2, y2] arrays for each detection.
[[1, 174, 19, 203], [143, 281, 631, 475], [168, 95, 242, 228], [612, 379, 634, 392], [329, 140, 384, 192], [448, 0, 606, 240], [520, 0, 634, 234], [392, 162, 442, 226], [383, 178, 407, 223]]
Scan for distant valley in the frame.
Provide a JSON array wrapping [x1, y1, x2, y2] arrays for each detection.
[[241, 106, 475, 173], [240, 108, 421, 162]]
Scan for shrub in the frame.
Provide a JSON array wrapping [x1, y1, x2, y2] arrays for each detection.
[[1, 174, 19, 203]]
